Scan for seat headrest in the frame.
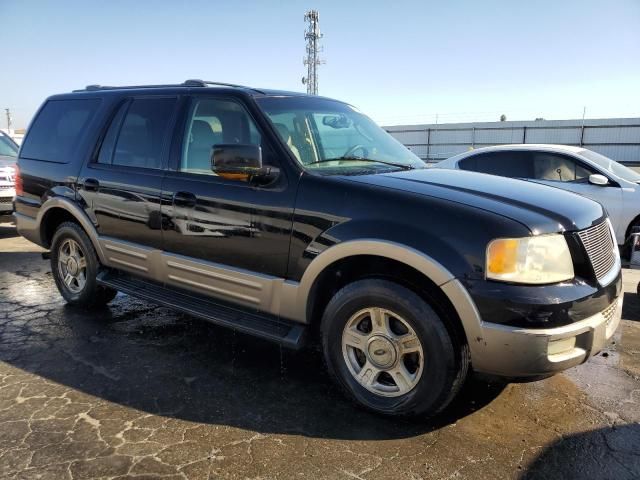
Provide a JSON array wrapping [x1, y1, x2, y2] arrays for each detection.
[[273, 123, 291, 143], [191, 120, 214, 139]]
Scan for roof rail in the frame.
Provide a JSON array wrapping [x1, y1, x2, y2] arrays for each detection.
[[73, 80, 262, 93], [183, 79, 264, 94], [73, 83, 186, 92]]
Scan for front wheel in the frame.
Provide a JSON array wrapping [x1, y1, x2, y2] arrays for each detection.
[[321, 279, 468, 417], [50, 222, 117, 307]]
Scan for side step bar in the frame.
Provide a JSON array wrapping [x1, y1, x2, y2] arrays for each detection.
[[97, 271, 306, 349]]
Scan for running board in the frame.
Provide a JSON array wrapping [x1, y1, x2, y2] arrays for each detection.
[[97, 271, 306, 349]]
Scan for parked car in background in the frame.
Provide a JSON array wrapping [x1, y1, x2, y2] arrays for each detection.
[[0, 131, 19, 217], [436, 145, 640, 247], [14, 81, 622, 417]]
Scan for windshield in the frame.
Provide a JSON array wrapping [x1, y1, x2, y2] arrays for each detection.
[[0, 134, 18, 158], [256, 96, 425, 174], [580, 149, 640, 183]]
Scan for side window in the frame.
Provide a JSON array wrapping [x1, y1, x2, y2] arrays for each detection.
[[181, 98, 268, 175], [458, 155, 477, 171], [532, 153, 593, 182], [96, 102, 128, 164], [21, 99, 101, 163], [268, 112, 308, 164], [575, 162, 594, 180], [104, 98, 176, 169], [470, 151, 534, 178]]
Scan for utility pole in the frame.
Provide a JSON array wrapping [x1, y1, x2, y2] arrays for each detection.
[[4, 108, 11, 133], [302, 10, 324, 95], [580, 106, 586, 146]]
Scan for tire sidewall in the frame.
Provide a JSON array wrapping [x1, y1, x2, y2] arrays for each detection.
[[322, 280, 459, 416], [50, 223, 99, 304]]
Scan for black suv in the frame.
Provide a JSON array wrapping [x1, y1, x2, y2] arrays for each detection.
[[14, 80, 622, 417]]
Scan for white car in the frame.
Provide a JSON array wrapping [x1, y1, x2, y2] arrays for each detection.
[[0, 132, 18, 216], [436, 144, 640, 246]]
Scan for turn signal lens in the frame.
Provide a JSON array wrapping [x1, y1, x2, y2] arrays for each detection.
[[486, 234, 574, 284], [487, 239, 519, 275]]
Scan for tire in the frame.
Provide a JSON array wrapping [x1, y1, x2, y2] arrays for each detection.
[[50, 221, 117, 307], [623, 218, 640, 261], [321, 279, 469, 417]]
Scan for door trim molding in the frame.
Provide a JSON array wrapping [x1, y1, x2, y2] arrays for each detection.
[[95, 237, 457, 327]]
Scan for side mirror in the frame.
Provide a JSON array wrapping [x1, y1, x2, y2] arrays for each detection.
[[588, 174, 609, 186], [322, 114, 352, 129], [211, 144, 279, 183]]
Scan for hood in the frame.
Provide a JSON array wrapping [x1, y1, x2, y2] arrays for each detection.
[[343, 168, 606, 235]]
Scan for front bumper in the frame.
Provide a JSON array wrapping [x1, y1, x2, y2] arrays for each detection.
[[471, 295, 622, 377], [441, 278, 623, 378]]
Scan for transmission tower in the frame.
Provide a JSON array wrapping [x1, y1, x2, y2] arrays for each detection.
[[302, 10, 324, 95], [4, 109, 11, 133]]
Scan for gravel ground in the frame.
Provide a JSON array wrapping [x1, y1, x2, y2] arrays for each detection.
[[0, 221, 639, 480]]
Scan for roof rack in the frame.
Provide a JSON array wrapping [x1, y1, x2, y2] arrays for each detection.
[[74, 79, 262, 93]]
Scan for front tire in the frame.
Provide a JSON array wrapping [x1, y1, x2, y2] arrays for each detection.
[[321, 279, 468, 417], [50, 222, 117, 307]]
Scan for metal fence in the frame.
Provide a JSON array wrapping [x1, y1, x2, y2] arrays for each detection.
[[384, 117, 640, 167]]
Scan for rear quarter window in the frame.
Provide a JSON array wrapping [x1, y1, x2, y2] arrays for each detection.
[[20, 98, 101, 163]]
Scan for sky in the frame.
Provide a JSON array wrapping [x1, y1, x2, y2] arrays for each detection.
[[1, 0, 639, 129]]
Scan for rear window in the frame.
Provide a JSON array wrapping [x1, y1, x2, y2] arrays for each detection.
[[20, 98, 100, 163]]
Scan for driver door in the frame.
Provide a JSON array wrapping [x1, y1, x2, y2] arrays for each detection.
[[161, 95, 298, 284]]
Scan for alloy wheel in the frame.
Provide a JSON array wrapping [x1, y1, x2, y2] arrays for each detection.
[[341, 307, 424, 397]]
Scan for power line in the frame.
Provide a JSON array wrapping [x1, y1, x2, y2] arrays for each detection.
[[302, 10, 324, 95]]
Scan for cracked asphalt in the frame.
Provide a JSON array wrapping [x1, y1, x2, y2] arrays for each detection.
[[0, 221, 639, 480]]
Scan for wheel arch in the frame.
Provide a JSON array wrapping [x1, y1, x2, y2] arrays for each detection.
[[286, 240, 478, 347], [625, 213, 640, 240], [37, 197, 106, 263]]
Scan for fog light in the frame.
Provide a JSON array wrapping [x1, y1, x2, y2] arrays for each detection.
[[548, 337, 576, 356]]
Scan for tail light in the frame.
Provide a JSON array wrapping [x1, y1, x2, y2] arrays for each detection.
[[14, 165, 23, 196]]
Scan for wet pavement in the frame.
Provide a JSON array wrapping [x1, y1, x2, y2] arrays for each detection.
[[0, 221, 639, 480]]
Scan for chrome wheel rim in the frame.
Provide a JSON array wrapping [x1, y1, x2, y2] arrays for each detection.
[[341, 307, 424, 397], [57, 239, 87, 293]]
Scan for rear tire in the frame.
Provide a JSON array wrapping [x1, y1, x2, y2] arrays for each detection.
[[321, 279, 469, 417], [50, 222, 117, 307]]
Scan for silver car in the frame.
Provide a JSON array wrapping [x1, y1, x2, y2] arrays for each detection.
[[0, 132, 18, 216], [436, 144, 640, 246]]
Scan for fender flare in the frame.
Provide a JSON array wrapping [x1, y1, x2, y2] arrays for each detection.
[[37, 197, 107, 264], [281, 238, 483, 347], [284, 239, 455, 321]]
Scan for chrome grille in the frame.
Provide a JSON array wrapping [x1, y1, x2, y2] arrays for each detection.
[[577, 221, 617, 282]]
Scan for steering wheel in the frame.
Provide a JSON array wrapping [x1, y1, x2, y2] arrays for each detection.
[[343, 144, 369, 158]]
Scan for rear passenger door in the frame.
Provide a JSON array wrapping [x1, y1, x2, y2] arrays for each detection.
[[78, 96, 178, 275]]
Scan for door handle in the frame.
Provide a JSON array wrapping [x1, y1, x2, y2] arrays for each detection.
[[83, 178, 100, 191], [173, 191, 197, 208]]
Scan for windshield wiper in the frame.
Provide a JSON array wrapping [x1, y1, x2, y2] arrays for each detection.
[[305, 157, 415, 171]]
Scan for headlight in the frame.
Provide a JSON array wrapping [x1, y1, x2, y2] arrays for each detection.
[[486, 234, 574, 284]]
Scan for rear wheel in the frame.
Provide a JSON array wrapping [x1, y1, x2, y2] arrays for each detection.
[[321, 279, 469, 417], [50, 222, 117, 307]]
